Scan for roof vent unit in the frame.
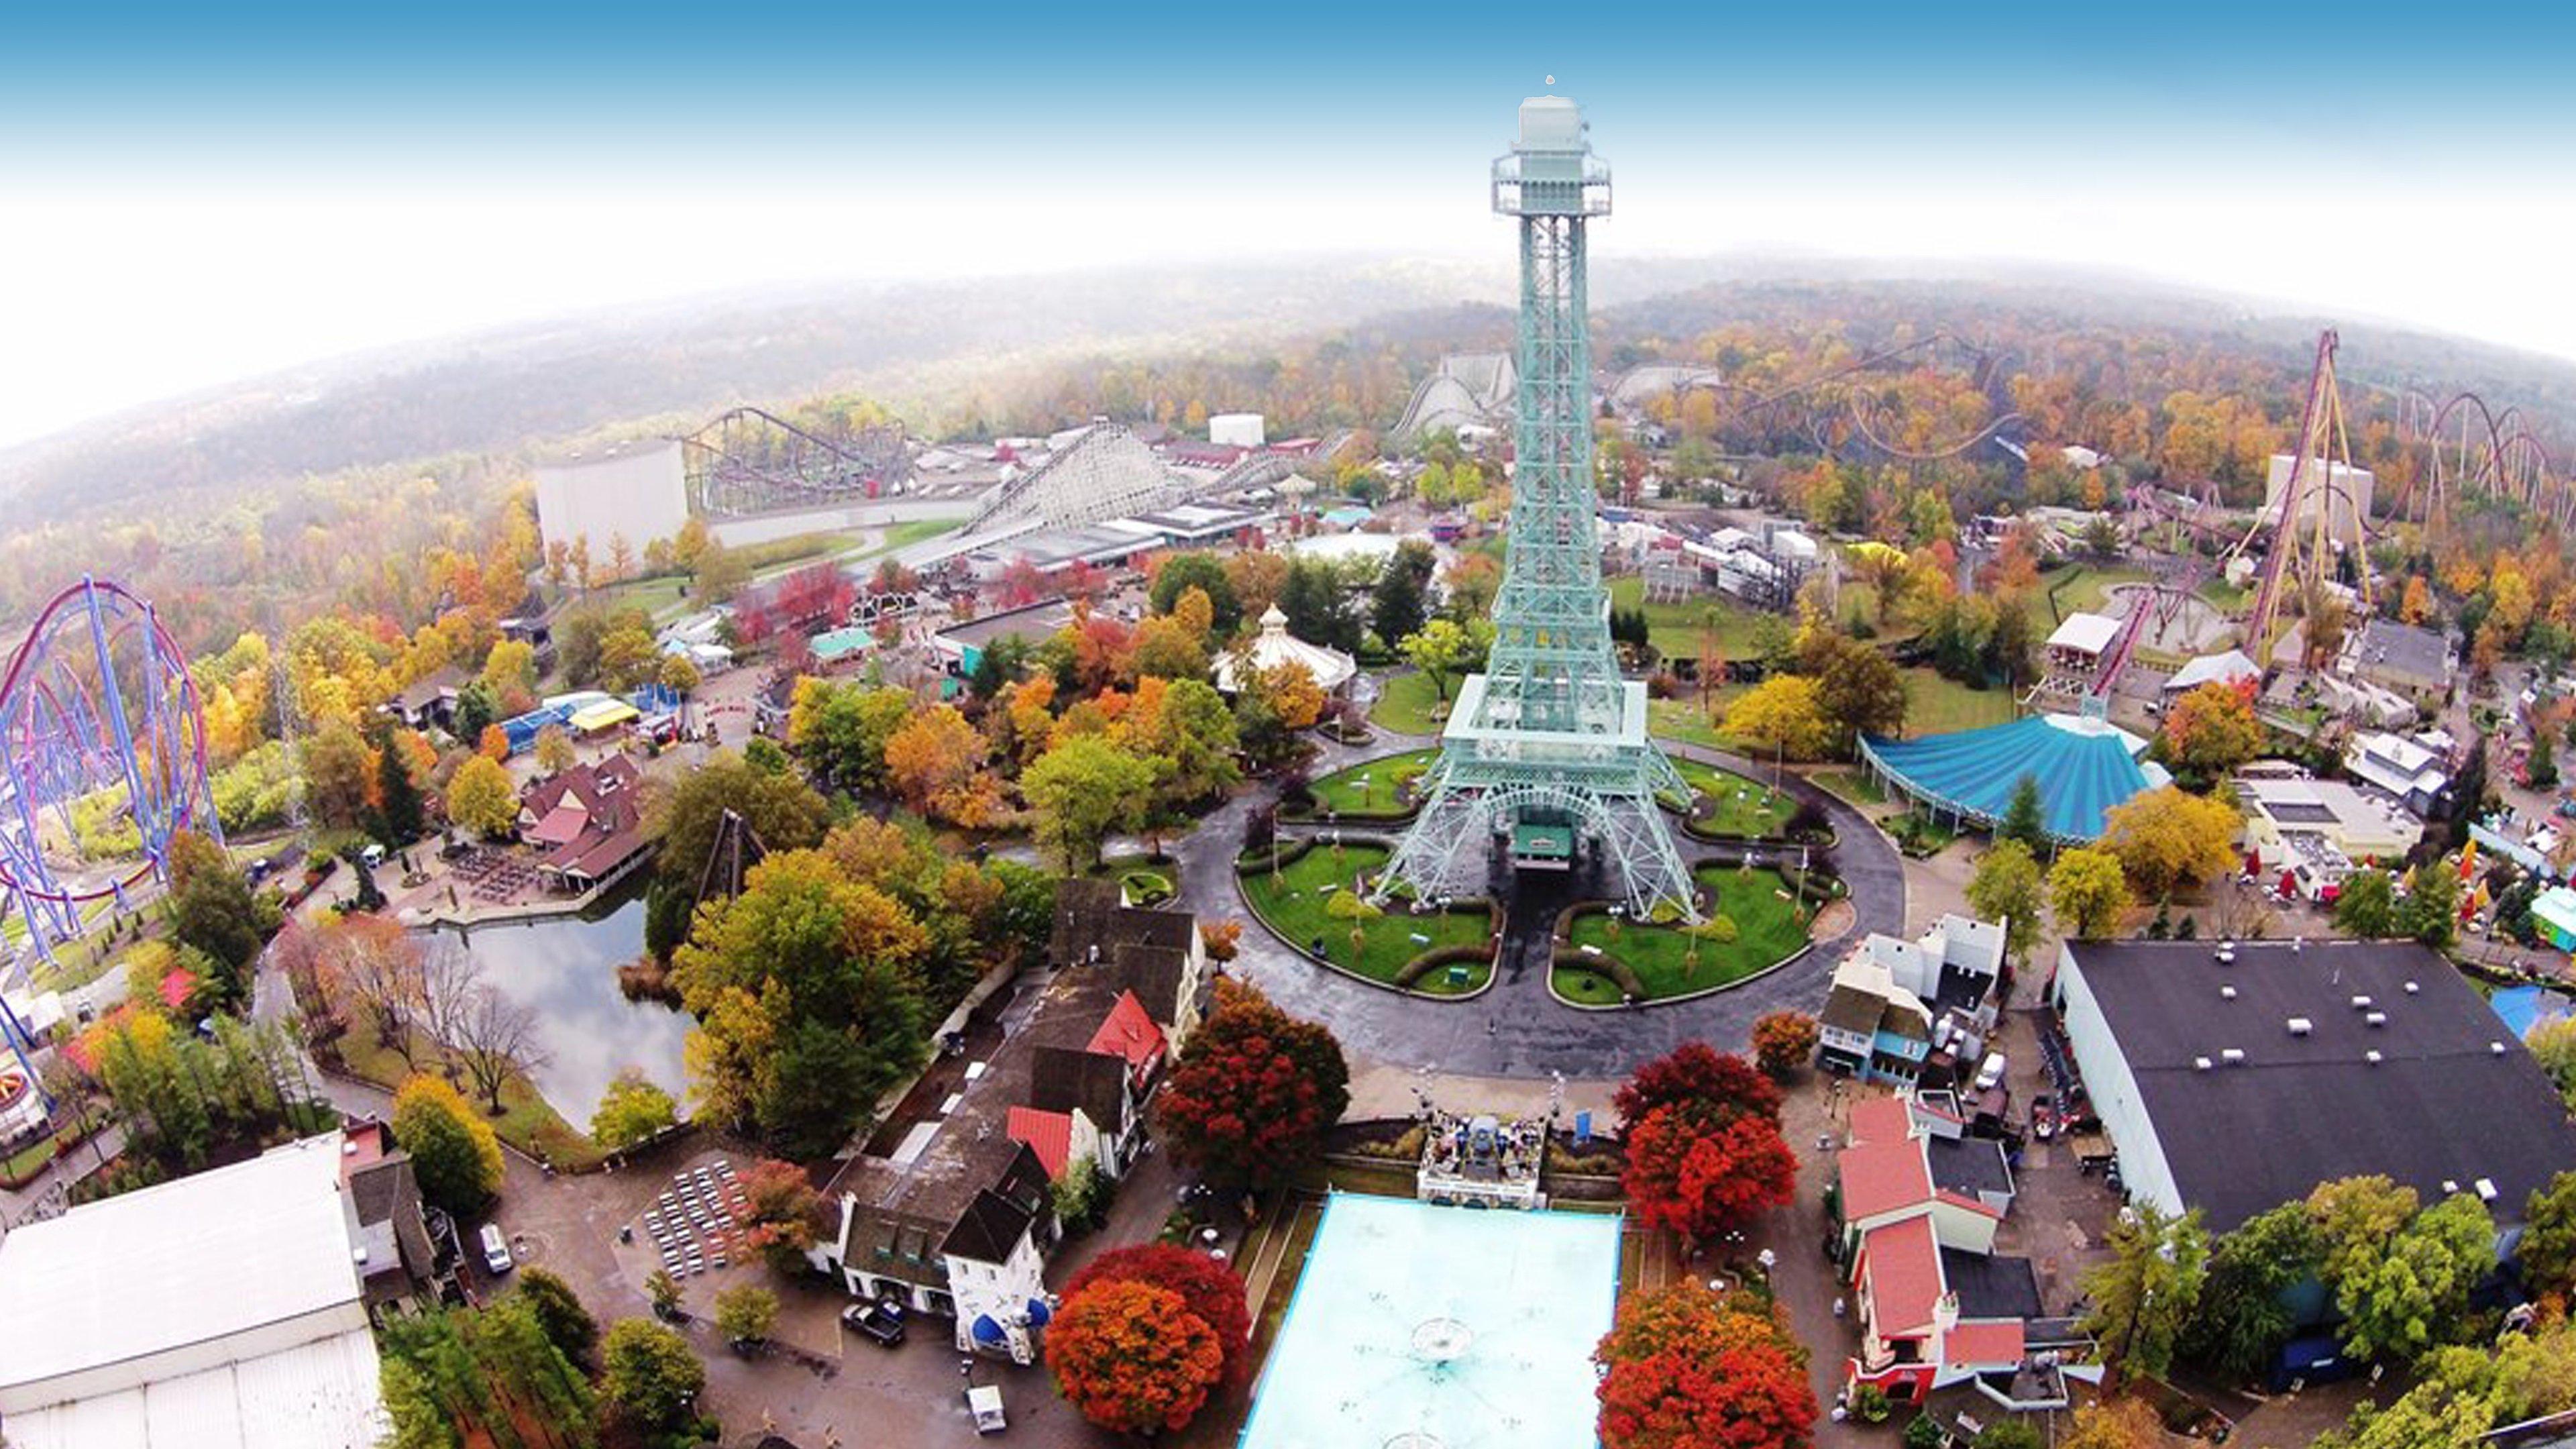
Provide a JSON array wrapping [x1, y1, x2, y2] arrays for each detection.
[[2193, 1056, 2213, 1071], [2364, 1050, 2383, 1065], [2351, 995, 2373, 1010], [2365, 1012, 2387, 1028], [2219, 985, 2238, 1001], [2493, 1041, 2510, 1056], [2214, 944, 2237, 964], [2220, 1048, 2247, 1065], [2404, 980, 2421, 994], [2477, 1178, 2500, 1202], [2444, 1179, 2461, 1195], [2292, 936, 2304, 953], [2286, 1018, 2313, 1036]]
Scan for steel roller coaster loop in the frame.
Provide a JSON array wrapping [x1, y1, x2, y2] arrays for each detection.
[[0, 576, 219, 967]]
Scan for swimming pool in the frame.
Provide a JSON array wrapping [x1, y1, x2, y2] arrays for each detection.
[[1242, 1194, 1621, 1449]]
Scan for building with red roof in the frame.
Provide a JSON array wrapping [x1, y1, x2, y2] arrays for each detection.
[[1085, 991, 1167, 1087], [517, 757, 653, 893]]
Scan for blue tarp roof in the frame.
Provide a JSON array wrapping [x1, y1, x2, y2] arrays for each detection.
[[1862, 714, 2153, 843]]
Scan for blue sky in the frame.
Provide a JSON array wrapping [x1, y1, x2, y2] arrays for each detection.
[[6, 1, 2573, 444]]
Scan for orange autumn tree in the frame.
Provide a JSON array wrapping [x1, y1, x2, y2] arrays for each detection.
[[1045, 1279, 1226, 1435], [1594, 1283, 1816, 1449], [881, 704, 1003, 827]]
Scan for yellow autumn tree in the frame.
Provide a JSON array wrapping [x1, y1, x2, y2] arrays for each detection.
[[2098, 786, 2241, 901]]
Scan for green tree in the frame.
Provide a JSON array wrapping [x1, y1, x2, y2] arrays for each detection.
[[164, 829, 264, 1004], [1806, 634, 1908, 752], [694, 537, 751, 599], [1401, 617, 1491, 702], [1370, 541, 1434, 649], [392, 1074, 506, 1215], [299, 721, 379, 828], [590, 1069, 679, 1150], [2528, 1019, 2576, 1114], [2049, 847, 2131, 941], [450, 681, 498, 747], [713, 1283, 779, 1344], [2184, 1201, 2322, 1380], [1022, 735, 1158, 873], [2335, 1193, 2493, 1364], [645, 749, 833, 958], [2333, 868, 2400, 938], [376, 729, 428, 842], [1967, 839, 2046, 964], [515, 1266, 602, 1368], [2081, 1202, 2209, 1385], [1134, 678, 1241, 815], [2522, 1171, 2576, 1298], [786, 678, 914, 794], [2310, 1175, 2422, 1287], [2000, 773, 2046, 851], [1149, 551, 1242, 635], [2400, 861, 2461, 949], [598, 1318, 705, 1434]]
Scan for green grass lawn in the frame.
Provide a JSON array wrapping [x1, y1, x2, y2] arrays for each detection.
[[1607, 576, 1782, 663], [1368, 672, 1453, 736], [1664, 758, 1795, 837], [2196, 578, 2251, 612], [1810, 767, 1888, 808], [1301, 749, 1440, 818], [1559, 865, 1811, 1000], [1901, 668, 2021, 737], [2043, 564, 2153, 621], [846, 517, 961, 566], [1238, 843, 1492, 994], [1647, 694, 1745, 751]]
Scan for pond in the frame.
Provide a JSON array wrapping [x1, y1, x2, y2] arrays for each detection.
[[419, 885, 694, 1124]]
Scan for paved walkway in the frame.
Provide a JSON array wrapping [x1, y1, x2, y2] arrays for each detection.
[[1176, 724, 1906, 1087]]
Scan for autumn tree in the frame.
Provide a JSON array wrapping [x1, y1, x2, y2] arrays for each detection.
[[1157, 981, 1350, 1192], [644, 749, 833, 958], [2334, 1191, 2492, 1364], [1724, 674, 1831, 765], [1148, 551, 1242, 635], [1621, 1100, 1799, 1246], [1022, 734, 1158, 872], [299, 722, 379, 828], [1128, 614, 1211, 681], [2100, 786, 2241, 901], [1046, 1279, 1227, 1436], [714, 1283, 779, 1344], [730, 1157, 827, 1271], [1750, 1011, 1821, 1079], [2161, 680, 2265, 787], [1401, 617, 1491, 702], [477, 723, 511, 761], [1967, 839, 2046, 964], [1804, 633, 1909, 753], [1248, 657, 1327, 731], [445, 753, 519, 839], [2049, 847, 2131, 940], [1613, 1041, 1783, 1130], [533, 724, 576, 775], [393, 1073, 506, 1215], [1593, 1283, 1815, 1449], [1063, 1245, 1255, 1387], [590, 1069, 678, 1150], [883, 704, 1004, 827]]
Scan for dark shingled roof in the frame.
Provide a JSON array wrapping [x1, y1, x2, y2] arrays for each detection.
[[2353, 617, 2453, 688], [1821, 981, 1883, 1036], [1928, 1135, 2015, 1203], [2065, 939, 2576, 1232], [1941, 1248, 2043, 1322], [941, 1145, 1051, 1264], [1052, 879, 1195, 967], [347, 1154, 435, 1281], [1028, 1044, 1130, 1134]]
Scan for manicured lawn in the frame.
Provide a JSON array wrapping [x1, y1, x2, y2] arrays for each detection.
[[1559, 865, 1810, 1000], [850, 517, 961, 562], [1664, 758, 1795, 837], [2043, 564, 2152, 620], [1301, 749, 1440, 818], [1810, 767, 1888, 808], [1368, 671, 1453, 736], [337, 1024, 609, 1170], [1647, 695, 1742, 751], [1607, 576, 1783, 662], [1238, 842, 1493, 994], [1901, 668, 2019, 737], [2197, 578, 2251, 612]]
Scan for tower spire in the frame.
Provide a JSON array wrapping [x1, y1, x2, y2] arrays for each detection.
[[1377, 96, 1697, 921]]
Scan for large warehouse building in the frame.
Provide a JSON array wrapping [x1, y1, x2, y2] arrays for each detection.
[[0, 1134, 392, 1448], [2051, 938, 2576, 1234], [533, 437, 694, 567]]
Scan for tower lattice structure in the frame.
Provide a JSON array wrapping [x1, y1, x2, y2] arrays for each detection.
[[1377, 95, 1697, 922]]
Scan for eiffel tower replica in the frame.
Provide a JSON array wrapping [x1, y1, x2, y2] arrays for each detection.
[[1377, 94, 1697, 921]]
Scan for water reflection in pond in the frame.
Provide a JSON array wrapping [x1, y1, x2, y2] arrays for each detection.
[[418, 884, 692, 1123]]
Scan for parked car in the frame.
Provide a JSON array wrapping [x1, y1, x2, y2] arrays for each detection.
[[842, 1302, 906, 1348], [479, 1222, 515, 1276], [1973, 1051, 2007, 1093], [2030, 1092, 2057, 1140]]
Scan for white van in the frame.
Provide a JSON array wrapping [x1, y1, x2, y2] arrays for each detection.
[[1973, 1052, 2008, 1093], [480, 1223, 515, 1275], [360, 843, 387, 868]]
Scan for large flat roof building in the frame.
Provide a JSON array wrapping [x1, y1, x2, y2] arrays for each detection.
[[2052, 939, 2576, 1233], [0, 1133, 390, 1449]]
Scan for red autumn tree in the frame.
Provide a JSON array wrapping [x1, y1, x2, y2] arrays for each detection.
[[729, 1158, 826, 1271], [1621, 1101, 1799, 1245], [1046, 1279, 1226, 1435], [1750, 1012, 1821, 1080], [1062, 1244, 1254, 1387], [1595, 1283, 1816, 1449], [1597, 1344, 1816, 1449], [1613, 1040, 1781, 1131], [1157, 981, 1350, 1192]]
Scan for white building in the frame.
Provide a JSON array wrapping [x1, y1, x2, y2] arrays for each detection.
[[533, 438, 693, 568], [2044, 612, 2123, 669], [1214, 604, 1359, 697], [2344, 730, 2452, 816], [0, 1134, 391, 1449], [1208, 413, 1266, 448], [2265, 453, 2375, 546], [2233, 769, 2424, 898]]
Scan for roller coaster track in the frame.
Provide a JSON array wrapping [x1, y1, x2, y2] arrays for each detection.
[[2395, 390, 2570, 529], [680, 406, 914, 517], [1701, 332, 2023, 464], [2228, 331, 2370, 667]]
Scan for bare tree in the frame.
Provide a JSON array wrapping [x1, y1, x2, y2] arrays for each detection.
[[323, 916, 428, 1066], [414, 936, 480, 1081], [450, 984, 549, 1114]]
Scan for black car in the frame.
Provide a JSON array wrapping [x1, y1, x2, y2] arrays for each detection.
[[843, 1302, 906, 1348]]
